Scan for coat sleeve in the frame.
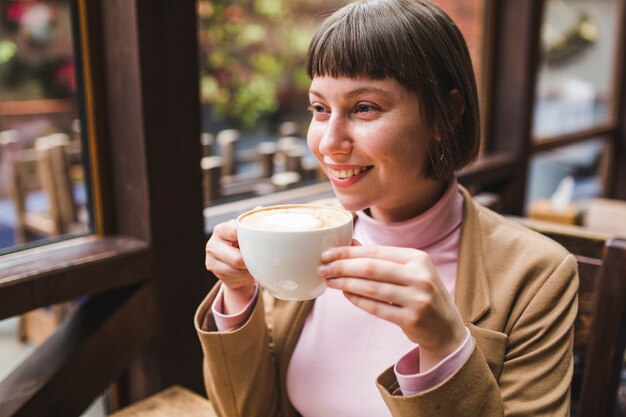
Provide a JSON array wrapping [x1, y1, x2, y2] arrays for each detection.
[[194, 283, 283, 417], [376, 253, 578, 417], [498, 253, 577, 416]]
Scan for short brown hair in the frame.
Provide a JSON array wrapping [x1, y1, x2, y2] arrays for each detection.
[[306, 0, 480, 181]]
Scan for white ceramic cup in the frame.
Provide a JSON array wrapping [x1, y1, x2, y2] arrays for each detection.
[[236, 204, 353, 301]]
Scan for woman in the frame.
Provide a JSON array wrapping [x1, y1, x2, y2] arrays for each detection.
[[195, 1, 578, 416]]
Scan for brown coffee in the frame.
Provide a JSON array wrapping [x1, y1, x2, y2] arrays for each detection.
[[239, 205, 351, 231]]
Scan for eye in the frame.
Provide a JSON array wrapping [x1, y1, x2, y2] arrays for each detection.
[[308, 104, 327, 114], [355, 103, 378, 114], [308, 104, 330, 120]]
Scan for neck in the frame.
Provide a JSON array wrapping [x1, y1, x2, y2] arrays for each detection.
[[368, 180, 448, 223]]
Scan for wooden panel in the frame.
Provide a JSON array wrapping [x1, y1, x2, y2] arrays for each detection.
[[0, 284, 157, 417], [457, 152, 516, 189], [100, 0, 150, 241], [612, 1, 626, 200], [578, 239, 626, 417], [573, 257, 602, 358], [76, 0, 113, 235], [110, 386, 217, 417], [0, 236, 150, 320], [486, 0, 545, 214], [99, 0, 211, 402]]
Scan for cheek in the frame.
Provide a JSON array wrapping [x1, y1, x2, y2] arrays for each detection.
[[383, 133, 430, 177], [306, 127, 323, 159]]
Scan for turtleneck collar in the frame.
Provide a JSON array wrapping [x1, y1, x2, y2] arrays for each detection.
[[353, 180, 462, 251]]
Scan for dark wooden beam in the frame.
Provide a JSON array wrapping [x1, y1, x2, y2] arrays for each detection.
[[578, 238, 626, 417], [76, 0, 114, 235], [457, 152, 517, 189], [486, 0, 545, 214], [532, 125, 614, 153], [99, 0, 210, 401], [0, 236, 150, 320], [0, 284, 156, 417], [610, 0, 626, 199]]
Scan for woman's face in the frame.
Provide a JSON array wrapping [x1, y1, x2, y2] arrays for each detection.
[[307, 76, 444, 223]]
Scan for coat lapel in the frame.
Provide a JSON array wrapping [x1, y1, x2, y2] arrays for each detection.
[[455, 186, 491, 323]]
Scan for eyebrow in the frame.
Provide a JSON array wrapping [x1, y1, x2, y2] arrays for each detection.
[[309, 86, 394, 100]]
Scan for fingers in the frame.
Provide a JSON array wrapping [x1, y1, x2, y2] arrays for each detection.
[[327, 276, 429, 307], [206, 220, 255, 290], [322, 244, 429, 265], [211, 220, 239, 247], [341, 291, 410, 324], [206, 235, 247, 272], [320, 257, 418, 286], [207, 257, 255, 289]]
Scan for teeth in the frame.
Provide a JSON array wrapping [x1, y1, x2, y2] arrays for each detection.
[[330, 166, 369, 179]]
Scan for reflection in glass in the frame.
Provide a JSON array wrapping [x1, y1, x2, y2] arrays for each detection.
[[533, 0, 620, 138], [197, 0, 330, 206], [525, 138, 607, 207], [0, 0, 90, 253]]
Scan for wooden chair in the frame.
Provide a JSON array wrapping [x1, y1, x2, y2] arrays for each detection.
[[6, 134, 85, 344], [8, 133, 84, 244], [512, 217, 626, 417]]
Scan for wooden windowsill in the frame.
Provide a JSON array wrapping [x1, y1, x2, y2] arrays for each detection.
[[0, 235, 151, 320]]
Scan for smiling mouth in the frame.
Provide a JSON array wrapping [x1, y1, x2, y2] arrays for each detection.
[[329, 166, 373, 179]]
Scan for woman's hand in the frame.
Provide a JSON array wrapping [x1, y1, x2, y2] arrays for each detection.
[[205, 219, 256, 313], [318, 243, 467, 371]]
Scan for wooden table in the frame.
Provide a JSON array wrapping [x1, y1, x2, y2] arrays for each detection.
[[110, 386, 218, 417], [583, 198, 626, 237]]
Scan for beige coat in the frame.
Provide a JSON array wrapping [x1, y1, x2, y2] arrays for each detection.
[[195, 187, 578, 417]]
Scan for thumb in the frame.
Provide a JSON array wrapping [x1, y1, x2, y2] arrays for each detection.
[[351, 239, 362, 246]]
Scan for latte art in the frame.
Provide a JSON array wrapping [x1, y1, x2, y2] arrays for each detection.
[[240, 205, 350, 231]]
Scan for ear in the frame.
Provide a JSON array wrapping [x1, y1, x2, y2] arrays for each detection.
[[448, 89, 465, 128]]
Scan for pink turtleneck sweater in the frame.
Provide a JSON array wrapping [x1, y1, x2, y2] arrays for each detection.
[[212, 181, 473, 417]]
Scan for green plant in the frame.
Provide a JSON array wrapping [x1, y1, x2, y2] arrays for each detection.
[[198, 0, 322, 129]]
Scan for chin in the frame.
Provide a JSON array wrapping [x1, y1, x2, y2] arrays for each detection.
[[333, 194, 369, 213]]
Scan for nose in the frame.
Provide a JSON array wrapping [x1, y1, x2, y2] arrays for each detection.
[[318, 114, 352, 156]]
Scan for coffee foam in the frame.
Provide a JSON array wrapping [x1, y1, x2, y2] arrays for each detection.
[[240, 205, 349, 231]]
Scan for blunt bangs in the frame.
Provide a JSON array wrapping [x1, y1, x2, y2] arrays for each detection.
[[307, 2, 423, 89]]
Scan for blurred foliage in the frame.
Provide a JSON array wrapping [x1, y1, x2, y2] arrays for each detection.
[[198, 0, 322, 129], [0, 1, 76, 100]]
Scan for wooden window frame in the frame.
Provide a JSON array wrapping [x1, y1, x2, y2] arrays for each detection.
[[0, 0, 209, 414]]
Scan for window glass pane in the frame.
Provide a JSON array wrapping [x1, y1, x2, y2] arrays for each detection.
[[525, 138, 607, 210], [197, 0, 337, 206], [197, 0, 489, 207], [533, 0, 621, 138], [0, 0, 91, 253]]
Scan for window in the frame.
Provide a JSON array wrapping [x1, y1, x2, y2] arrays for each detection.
[[197, 0, 341, 207], [526, 0, 625, 211], [0, 0, 92, 254]]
